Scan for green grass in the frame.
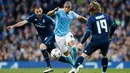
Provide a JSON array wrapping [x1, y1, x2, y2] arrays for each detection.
[[0, 68, 130, 73]]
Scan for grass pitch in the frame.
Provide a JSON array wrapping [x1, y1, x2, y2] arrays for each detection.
[[0, 68, 130, 73]]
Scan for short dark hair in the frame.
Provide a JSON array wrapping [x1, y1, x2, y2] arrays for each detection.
[[64, 1, 72, 5], [34, 6, 42, 9]]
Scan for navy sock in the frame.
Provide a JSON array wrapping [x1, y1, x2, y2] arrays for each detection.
[[41, 49, 51, 68], [74, 56, 84, 68], [101, 58, 108, 72], [58, 56, 69, 63]]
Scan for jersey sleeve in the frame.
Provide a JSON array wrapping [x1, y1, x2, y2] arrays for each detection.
[[109, 15, 117, 38], [86, 17, 92, 31], [26, 14, 34, 23], [81, 18, 92, 44], [72, 11, 79, 19], [109, 16, 114, 25], [55, 8, 62, 16]]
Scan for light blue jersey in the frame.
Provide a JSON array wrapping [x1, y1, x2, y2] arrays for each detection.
[[55, 8, 79, 36]]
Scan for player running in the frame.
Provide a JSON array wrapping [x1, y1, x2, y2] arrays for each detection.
[[7, 6, 56, 73], [70, 0, 117, 73], [47, 1, 87, 73]]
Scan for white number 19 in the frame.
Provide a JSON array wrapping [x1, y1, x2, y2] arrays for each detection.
[[96, 19, 108, 34]]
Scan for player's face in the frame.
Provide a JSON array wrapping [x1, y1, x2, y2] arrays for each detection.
[[64, 4, 72, 13], [34, 8, 43, 17]]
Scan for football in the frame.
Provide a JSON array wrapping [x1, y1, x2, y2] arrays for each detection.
[[51, 48, 62, 59]]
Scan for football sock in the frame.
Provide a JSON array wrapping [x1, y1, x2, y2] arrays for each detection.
[[74, 56, 84, 68], [58, 56, 69, 63], [66, 55, 74, 66], [71, 45, 78, 63], [41, 49, 51, 68], [101, 57, 108, 73]]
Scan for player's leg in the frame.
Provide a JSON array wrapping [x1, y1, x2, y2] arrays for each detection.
[[74, 42, 97, 68], [40, 43, 53, 73], [41, 34, 55, 73], [71, 42, 98, 73], [68, 40, 81, 73], [55, 35, 74, 66], [101, 56, 108, 73], [68, 40, 78, 64], [40, 43, 51, 68], [64, 49, 74, 66], [100, 42, 109, 73], [66, 32, 78, 64], [48, 43, 69, 64]]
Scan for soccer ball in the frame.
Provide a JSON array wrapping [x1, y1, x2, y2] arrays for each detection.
[[51, 48, 61, 59]]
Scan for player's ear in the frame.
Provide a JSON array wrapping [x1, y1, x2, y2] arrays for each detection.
[[41, 8, 43, 12]]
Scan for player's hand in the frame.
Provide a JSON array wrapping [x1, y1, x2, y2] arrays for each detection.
[[54, 7, 59, 12], [6, 26, 14, 30], [77, 43, 84, 51]]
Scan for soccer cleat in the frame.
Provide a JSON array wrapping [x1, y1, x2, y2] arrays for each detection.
[[68, 68, 75, 73], [68, 67, 79, 73], [78, 64, 84, 69], [44, 67, 53, 73]]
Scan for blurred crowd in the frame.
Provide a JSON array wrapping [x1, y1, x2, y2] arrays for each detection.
[[0, 0, 130, 62]]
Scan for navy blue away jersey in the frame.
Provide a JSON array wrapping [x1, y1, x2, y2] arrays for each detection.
[[87, 13, 113, 42], [26, 14, 55, 39]]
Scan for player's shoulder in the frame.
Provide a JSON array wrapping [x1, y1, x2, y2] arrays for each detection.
[[103, 13, 111, 17], [27, 14, 36, 20], [87, 15, 93, 21], [43, 14, 49, 18], [43, 14, 54, 22], [69, 10, 77, 15], [30, 14, 36, 17], [58, 8, 64, 12], [70, 10, 74, 13], [43, 14, 52, 19]]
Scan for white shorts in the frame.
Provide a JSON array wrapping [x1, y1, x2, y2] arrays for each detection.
[[55, 32, 75, 54]]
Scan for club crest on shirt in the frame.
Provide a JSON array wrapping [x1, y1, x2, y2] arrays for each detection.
[[69, 13, 73, 19], [42, 19, 45, 23], [35, 19, 37, 21]]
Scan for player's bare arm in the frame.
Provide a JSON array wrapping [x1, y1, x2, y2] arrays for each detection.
[[6, 20, 28, 30], [77, 15, 87, 23], [47, 7, 59, 16]]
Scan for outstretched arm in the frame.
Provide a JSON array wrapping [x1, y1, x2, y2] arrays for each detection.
[[6, 20, 28, 30], [77, 16, 87, 23], [47, 7, 59, 16]]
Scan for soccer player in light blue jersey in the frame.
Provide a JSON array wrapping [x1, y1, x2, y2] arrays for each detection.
[[47, 1, 87, 73]]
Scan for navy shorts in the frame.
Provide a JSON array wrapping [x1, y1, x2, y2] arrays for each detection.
[[83, 41, 110, 56], [41, 34, 56, 53]]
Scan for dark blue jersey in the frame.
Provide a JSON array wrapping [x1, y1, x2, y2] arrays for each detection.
[[26, 14, 55, 39], [87, 13, 112, 42], [81, 13, 116, 44]]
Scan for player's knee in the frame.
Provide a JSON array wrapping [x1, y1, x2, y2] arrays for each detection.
[[64, 50, 70, 56], [39, 43, 47, 50], [68, 40, 75, 47], [81, 53, 89, 59], [103, 55, 108, 58]]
